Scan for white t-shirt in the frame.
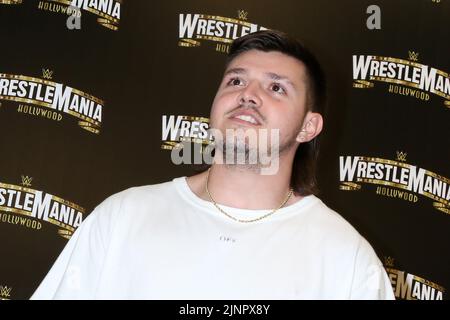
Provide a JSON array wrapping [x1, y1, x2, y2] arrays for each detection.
[[31, 177, 395, 300]]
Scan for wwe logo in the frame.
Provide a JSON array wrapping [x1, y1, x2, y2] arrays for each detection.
[[237, 10, 248, 20], [21, 175, 33, 187], [0, 286, 12, 299], [42, 68, 53, 80], [383, 256, 395, 268], [396, 151, 407, 162], [408, 51, 419, 62]]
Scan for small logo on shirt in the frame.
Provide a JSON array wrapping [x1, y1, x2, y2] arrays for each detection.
[[219, 235, 236, 243]]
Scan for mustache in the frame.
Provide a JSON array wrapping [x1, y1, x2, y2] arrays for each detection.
[[226, 103, 266, 123]]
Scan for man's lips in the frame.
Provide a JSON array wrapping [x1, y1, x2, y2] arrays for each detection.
[[228, 110, 263, 126]]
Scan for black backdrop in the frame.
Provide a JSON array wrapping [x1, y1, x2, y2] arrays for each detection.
[[0, 0, 448, 300]]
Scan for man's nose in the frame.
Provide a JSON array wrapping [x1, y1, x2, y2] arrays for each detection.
[[238, 81, 262, 107]]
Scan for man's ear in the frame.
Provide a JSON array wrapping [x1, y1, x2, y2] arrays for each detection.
[[296, 112, 323, 143]]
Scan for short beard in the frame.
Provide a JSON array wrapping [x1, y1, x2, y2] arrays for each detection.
[[214, 130, 297, 173]]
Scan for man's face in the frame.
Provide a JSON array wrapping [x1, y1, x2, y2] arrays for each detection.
[[209, 49, 313, 158]]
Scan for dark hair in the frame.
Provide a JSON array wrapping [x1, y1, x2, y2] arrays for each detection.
[[226, 29, 327, 196]]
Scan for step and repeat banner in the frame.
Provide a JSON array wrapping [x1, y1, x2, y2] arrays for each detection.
[[0, 0, 448, 300]]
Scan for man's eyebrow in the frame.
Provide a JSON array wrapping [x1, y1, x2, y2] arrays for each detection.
[[224, 67, 247, 76]]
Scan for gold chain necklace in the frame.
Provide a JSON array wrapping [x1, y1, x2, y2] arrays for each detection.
[[205, 168, 294, 223]]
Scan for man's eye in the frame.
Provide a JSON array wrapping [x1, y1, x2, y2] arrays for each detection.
[[271, 83, 286, 94], [227, 78, 243, 86]]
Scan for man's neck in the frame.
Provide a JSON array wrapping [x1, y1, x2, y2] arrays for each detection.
[[186, 157, 303, 210]]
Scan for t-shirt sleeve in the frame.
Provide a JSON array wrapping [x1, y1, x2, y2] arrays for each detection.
[[349, 236, 396, 300], [30, 195, 119, 300]]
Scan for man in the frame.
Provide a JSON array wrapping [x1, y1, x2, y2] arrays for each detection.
[[31, 30, 395, 299]]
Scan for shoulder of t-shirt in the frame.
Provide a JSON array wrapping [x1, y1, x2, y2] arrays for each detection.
[[305, 196, 369, 252], [110, 179, 175, 202], [304, 198, 384, 275], [86, 178, 177, 223], [74, 179, 178, 245], [307, 200, 388, 298]]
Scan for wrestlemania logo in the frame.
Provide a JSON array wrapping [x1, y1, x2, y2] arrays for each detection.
[[0, 0, 122, 30], [179, 10, 268, 53], [384, 256, 445, 300], [353, 51, 450, 107], [0, 175, 85, 239], [339, 152, 449, 215], [0, 68, 104, 134], [161, 115, 211, 152]]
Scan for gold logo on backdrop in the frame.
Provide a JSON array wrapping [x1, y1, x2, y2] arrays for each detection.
[[384, 256, 395, 268], [0, 176, 85, 239], [42, 68, 53, 80], [383, 256, 445, 300], [0, 68, 104, 134], [21, 175, 33, 187], [396, 151, 407, 162], [37, 0, 121, 31], [352, 53, 449, 107], [161, 115, 212, 153], [0, 286, 12, 300], [408, 50, 419, 62], [339, 152, 450, 215], [339, 182, 361, 191], [0, 0, 22, 4], [178, 11, 268, 52], [237, 10, 248, 20]]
